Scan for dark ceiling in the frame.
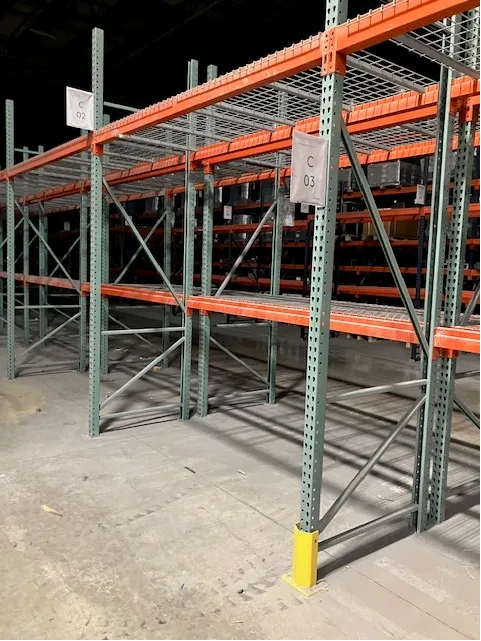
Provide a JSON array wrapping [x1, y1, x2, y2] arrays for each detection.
[[1, 0, 402, 153]]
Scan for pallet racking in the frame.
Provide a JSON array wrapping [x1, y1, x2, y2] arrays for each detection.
[[1, 0, 480, 593]]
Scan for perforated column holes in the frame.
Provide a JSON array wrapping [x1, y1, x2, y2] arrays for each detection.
[[301, 67, 344, 532], [180, 61, 198, 419], [5, 100, 16, 380], [197, 170, 214, 415], [445, 122, 475, 326], [88, 28, 105, 437], [427, 86, 478, 523], [428, 357, 453, 524]]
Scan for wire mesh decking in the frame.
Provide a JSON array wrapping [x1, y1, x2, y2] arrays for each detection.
[[0, 0, 479, 591]]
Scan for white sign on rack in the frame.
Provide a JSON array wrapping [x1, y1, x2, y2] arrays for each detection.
[[415, 183, 426, 205], [223, 205, 233, 221], [66, 87, 94, 131], [290, 130, 328, 206]]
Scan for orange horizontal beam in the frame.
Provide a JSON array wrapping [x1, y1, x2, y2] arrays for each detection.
[[94, 37, 324, 146], [346, 178, 480, 199], [335, 0, 481, 54], [1, 269, 476, 352], [189, 295, 479, 353], [191, 275, 477, 303], [12, 76, 480, 207], [338, 203, 479, 224], [0, 272, 79, 289], [341, 238, 480, 248], [3, 136, 90, 181], [339, 266, 480, 278], [434, 326, 480, 354], [82, 283, 179, 305], [202, 78, 479, 166]]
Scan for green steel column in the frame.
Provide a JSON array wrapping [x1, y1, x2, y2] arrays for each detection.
[[79, 129, 89, 373], [196, 62, 217, 416], [22, 148, 29, 346], [100, 113, 110, 376], [180, 59, 198, 420], [88, 27, 105, 437], [161, 195, 173, 368], [300, 0, 346, 534], [0, 218, 4, 332], [37, 146, 48, 340], [267, 172, 284, 404], [5, 99, 15, 380], [268, 92, 288, 403], [415, 20, 458, 532], [196, 167, 214, 416], [79, 190, 89, 372], [419, 11, 478, 529], [287, 2, 348, 592]]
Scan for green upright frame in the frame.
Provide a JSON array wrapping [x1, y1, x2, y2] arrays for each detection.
[[286, 0, 347, 593], [161, 194, 174, 368], [299, 0, 347, 535], [79, 190, 89, 372], [22, 147, 29, 346], [196, 63, 217, 417], [5, 99, 16, 380], [180, 59, 198, 420], [88, 26, 105, 437], [267, 94, 287, 404], [37, 146, 48, 341], [100, 114, 110, 376], [416, 12, 479, 530], [0, 216, 4, 332]]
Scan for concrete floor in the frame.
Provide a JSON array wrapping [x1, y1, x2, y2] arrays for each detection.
[[0, 317, 479, 640]]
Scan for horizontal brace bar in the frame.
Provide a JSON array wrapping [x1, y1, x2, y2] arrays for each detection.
[[326, 379, 427, 404], [17, 360, 78, 369], [110, 305, 158, 310], [456, 369, 480, 379], [105, 100, 231, 143], [346, 55, 426, 93], [102, 326, 184, 336], [270, 81, 320, 104], [15, 305, 80, 309], [394, 34, 480, 79], [208, 389, 268, 404], [118, 133, 195, 153], [213, 103, 294, 127], [101, 403, 180, 420], [14, 147, 39, 155], [318, 505, 419, 552], [100, 336, 185, 410], [214, 322, 270, 328]]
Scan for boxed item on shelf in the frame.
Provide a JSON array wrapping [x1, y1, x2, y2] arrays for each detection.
[[367, 160, 421, 188], [285, 230, 307, 242], [232, 214, 253, 240], [361, 219, 418, 239], [338, 168, 358, 192], [233, 214, 253, 226]]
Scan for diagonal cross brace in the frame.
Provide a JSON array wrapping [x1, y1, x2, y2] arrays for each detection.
[[103, 179, 185, 312], [49, 222, 91, 279], [215, 199, 279, 297], [114, 208, 167, 284], [16, 201, 81, 295], [340, 121, 429, 356]]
